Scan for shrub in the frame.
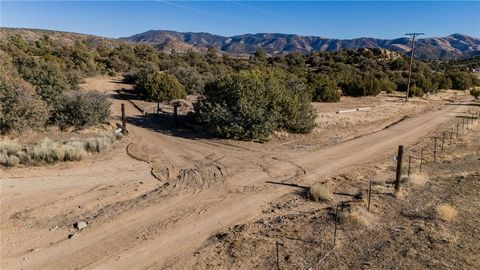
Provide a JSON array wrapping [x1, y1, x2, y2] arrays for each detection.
[[341, 73, 381, 97], [29, 138, 63, 164], [84, 133, 115, 152], [470, 88, 480, 99], [135, 71, 187, 102], [14, 56, 72, 104], [309, 74, 340, 102], [53, 91, 111, 129], [0, 71, 49, 134], [449, 72, 473, 90], [379, 78, 397, 94], [168, 65, 205, 94], [193, 69, 316, 142], [410, 84, 424, 97], [61, 141, 87, 161], [309, 182, 332, 202], [0, 140, 22, 156]]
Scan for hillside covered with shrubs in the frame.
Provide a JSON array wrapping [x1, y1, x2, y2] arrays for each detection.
[[1, 29, 479, 141]]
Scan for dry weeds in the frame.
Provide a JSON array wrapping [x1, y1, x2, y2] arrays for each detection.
[[0, 131, 117, 167], [340, 206, 377, 227], [309, 182, 332, 202], [408, 173, 428, 186], [435, 204, 458, 222]]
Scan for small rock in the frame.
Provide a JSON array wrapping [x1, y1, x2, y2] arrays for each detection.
[[68, 233, 76, 239], [74, 221, 87, 230], [49, 225, 59, 231]]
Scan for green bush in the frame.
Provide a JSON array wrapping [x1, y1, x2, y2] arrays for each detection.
[[471, 88, 480, 99], [53, 91, 111, 129], [193, 69, 316, 142], [449, 72, 474, 90], [410, 84, 424, 97], [0, 71, 49, 134], [14, 56, 72, 104], [309, 74, 340, 102], [135, 71, 187, 102], [379, 78, 397, 94], [341, 73, 381, 97]]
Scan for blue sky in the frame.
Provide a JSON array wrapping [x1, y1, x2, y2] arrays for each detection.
[[1, 1, 479, 39]]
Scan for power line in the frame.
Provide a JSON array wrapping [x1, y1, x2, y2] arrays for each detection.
[[405, 32, 424, 101]]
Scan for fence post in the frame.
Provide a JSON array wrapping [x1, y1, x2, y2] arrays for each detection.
[[333, 204, 339, 246], [420, 148, 424, 173], [394, 145, 404, 196], [367, 180, 372, 212], [173, 104, 179, 127], [462, 119, 465, 136], [408, 154, 412, 178], [121, 103, 126, 131], [449, 128, 453, 145], [276, 240, 280, 270], [456, 122, 459, 138], [433, 137, 438, 162], [441, 132, 446, 152]]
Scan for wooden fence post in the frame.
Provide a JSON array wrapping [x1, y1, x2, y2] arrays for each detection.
[[419, 148, 424, 173], [333, 204, 339, 246], [276, 240, 280, 270], [367, 180, 372, 212], [395, 145, 404, 196], [408, 154, 412, 177], [121, 103, 126, 131], [433, 137, 438, 162], [441, 132, 445, 152], [449, 128, 453, 145], [173, 104, 179, 126]]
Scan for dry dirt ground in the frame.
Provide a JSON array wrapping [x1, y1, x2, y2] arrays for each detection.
[[166, 114, 480, 270], [0, 76, 478, 270]]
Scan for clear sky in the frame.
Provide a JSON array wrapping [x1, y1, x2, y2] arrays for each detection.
[[1, 1, 479, 39]]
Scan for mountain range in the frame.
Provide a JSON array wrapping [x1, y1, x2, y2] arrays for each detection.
[[122, 30, 480, 60]]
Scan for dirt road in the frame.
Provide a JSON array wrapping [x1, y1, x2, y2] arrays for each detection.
[[0, 77, 474, 269]]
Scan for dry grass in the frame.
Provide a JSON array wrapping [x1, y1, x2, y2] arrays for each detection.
[[0, 131, 117, 167], [435, 204, 458, 222], [340, 206, 377, 227], [309, 182, 332, 202], [409, 173, 428, 186]]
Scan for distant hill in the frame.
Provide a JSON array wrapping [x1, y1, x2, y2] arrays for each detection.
[[122, 30, 480, 60]]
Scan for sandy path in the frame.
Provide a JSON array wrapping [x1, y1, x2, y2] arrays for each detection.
[[0, 76, 473, 270]]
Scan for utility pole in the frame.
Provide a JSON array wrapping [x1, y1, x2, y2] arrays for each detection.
[[405, 33, 424, 101]]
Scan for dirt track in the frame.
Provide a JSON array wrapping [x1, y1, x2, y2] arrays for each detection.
[[0, 77, 476, 269]]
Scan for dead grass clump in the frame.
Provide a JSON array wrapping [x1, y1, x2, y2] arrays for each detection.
[[309, 182, 332, 202], [30, 138, 63, 164], [0, 152, 20, 166], [340, 206, 376, 227], [62, 141, 87, 161], [0, 140, 21, 156], [0, 140, 22, 166], [435, 204, 458, 222], [409, 173, 428, 186], [84, 133, 115, 153]]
